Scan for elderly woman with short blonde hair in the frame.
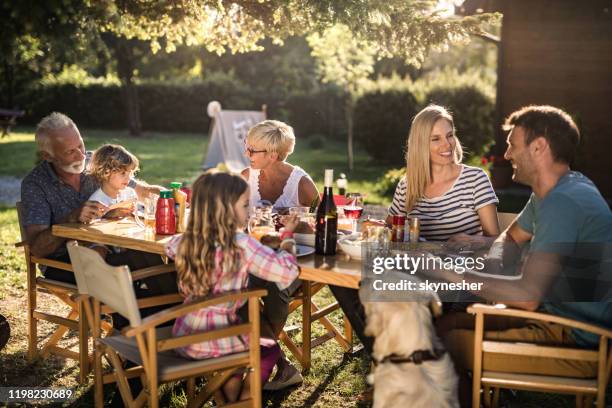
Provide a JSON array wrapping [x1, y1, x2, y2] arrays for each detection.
[[241, 120, 318, 211], [240, 119, 318, 391]]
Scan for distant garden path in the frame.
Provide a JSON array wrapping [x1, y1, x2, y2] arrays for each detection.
[[0, 176, 21, 206]]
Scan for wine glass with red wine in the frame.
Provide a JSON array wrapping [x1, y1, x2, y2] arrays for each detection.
[[344, 193, 364, 233]]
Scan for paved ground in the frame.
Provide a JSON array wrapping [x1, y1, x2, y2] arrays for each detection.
[[0, 176, 21, 206]]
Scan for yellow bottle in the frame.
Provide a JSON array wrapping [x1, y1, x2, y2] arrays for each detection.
[[170, 182, 187, 233]]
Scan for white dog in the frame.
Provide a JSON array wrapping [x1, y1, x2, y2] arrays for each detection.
[[361, 277, 459, 408]]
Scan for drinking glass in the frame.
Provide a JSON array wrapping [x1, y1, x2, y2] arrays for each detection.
[[344, 193, 364, 233], [364, 225, 390, 257], [248, 206, 276, 241], [143, 194, 159, 232]]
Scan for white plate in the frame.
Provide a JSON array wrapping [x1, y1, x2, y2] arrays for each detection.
[[295, 244, 315, 257]]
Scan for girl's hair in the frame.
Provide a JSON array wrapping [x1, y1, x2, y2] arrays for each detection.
[[246, 120, 295, 161], [176, 171, 248, 297], [87, 144, 139, 183], [404, 105, 463, 212]]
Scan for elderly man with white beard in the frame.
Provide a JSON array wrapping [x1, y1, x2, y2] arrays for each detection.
[[20, 112, 174, 314]]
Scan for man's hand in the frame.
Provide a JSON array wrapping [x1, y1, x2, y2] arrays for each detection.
[[104, 207, 133, 220], [447, 233, 493, 251], [77, 201, 107, 224]]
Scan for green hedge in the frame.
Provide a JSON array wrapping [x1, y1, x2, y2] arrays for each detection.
[[19, 82, 494, 157], [353, 85, 494, 165], [21, 83, 347, 140], [354, 90, 419, 166], [23, 83, 257, 133], [286, 89, 346, 140]]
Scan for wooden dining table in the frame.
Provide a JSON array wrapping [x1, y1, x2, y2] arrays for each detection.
[[52, 218, 362, 289]]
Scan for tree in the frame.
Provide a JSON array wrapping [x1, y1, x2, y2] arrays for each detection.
[[0, 0, 93, 108], [101, 34, 143, 136], [308, 25, 377, 171], [1, 0, 497, 134]]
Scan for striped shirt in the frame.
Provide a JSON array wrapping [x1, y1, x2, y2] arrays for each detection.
[[164, 232, 298, 359], [388, 165, 498, 241]]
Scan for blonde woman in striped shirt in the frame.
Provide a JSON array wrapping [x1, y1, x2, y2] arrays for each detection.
[[329, 105, 501, 362], [387, 105, 500, 242]]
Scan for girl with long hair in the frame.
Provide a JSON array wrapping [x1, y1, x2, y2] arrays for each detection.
[[164, 170, 300, 402]]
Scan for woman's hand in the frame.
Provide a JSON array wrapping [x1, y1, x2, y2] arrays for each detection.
[[362, 218, 387, 229], [280, 214, 299, 233]]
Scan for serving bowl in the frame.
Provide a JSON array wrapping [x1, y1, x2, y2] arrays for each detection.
[[337, 234, 364, 260]]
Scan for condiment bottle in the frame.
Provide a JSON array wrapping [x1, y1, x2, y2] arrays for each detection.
[[408, 217, 420, 243], [180, 182, 191, 208], [391, 215, 406, 242], [170, 182, 187, 233], [156, 190, 176, 235]]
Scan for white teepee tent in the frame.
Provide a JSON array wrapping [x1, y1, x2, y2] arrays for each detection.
[[202, 101, 266, 172]]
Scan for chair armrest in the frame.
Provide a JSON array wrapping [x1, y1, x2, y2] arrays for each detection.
[[130, 263, 176, 281], [31, 257, 73, 272], [467, 303, 612, 339], [15, 241, 26, 248], [123, 288, 268, 337]]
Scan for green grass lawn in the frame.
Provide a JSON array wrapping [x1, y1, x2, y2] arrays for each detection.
[[0, 127, 392, 203], [0, 128, 585, 407]]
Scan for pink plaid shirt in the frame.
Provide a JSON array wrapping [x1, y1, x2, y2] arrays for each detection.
[[164, 232, 298, 359]]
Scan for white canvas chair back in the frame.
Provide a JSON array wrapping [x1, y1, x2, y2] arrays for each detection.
[[67, 241, 142, 327]]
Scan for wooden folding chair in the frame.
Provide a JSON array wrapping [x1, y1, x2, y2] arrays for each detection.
[[16, 202, 178, 383], [279, 282, 353, 373], [68, 241, 266, 408], [15, 201, 97, 382], [468, 304, 612, 408]]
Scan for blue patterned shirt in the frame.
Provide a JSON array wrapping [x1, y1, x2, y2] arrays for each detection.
[[20, 160, 99, 257]]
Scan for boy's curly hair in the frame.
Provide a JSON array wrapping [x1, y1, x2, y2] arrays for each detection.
[[87, 144, 139, 183]]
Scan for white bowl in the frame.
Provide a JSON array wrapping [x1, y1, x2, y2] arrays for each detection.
[[294, 233, 315, 247], [295, 231, 348, 248], [338, 235, 364, 260]]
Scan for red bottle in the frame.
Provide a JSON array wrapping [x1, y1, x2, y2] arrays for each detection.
[[156, 190, 176, 235]]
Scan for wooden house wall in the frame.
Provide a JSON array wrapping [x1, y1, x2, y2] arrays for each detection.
[[496, 0, 612, 198]]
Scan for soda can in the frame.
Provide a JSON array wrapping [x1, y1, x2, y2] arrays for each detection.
[[408, 217, 420, 243]]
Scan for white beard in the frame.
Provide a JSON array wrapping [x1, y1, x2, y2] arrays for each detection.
[[57, 160, 85, 174]]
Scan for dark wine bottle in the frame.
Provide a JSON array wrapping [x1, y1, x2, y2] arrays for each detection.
[[315, 169, 338, 255]]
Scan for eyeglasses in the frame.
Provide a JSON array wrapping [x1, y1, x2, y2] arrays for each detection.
[[245, 146, 267, 156]]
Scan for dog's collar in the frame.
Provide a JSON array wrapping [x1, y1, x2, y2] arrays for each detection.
[[373, 349, 446, 366]]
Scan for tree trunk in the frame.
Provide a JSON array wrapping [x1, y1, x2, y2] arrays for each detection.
[[2, 54, 14, 108], [345, 98, 354, 172], [115, 38, 141, 136]]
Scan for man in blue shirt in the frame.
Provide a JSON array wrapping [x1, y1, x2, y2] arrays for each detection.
[[436, 105, 612, 404]]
